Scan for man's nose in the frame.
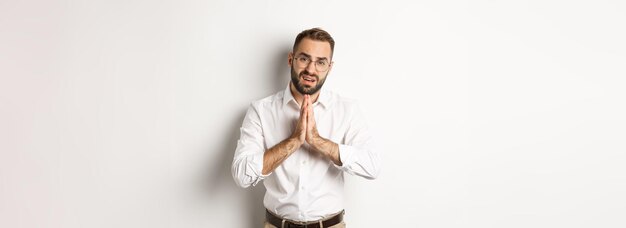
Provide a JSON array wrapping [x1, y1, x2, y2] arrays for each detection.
[[305, 61, 317, 73]]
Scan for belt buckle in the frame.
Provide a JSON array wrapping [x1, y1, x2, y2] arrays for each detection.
[[288, 220, 311, 228], [286, 223, 299, 228]]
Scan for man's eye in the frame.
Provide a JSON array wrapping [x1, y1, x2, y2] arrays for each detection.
[[298, 57, 309, 62], [317, 61, 327, 66]]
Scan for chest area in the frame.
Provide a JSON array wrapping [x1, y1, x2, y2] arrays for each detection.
[[259, 105, 350, 149]]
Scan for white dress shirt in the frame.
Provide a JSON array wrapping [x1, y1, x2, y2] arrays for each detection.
[[232, 84, 380, 221]]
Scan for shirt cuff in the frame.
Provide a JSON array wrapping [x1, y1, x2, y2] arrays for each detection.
[[246, 152, 270, 186], [334, 144, 357, 170]]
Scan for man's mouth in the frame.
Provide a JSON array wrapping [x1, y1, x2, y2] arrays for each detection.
[[301, 75, 317, 84]]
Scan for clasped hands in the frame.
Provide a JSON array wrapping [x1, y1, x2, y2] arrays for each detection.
[[291, 94, 321, 147], [290, 95, 340, 164]]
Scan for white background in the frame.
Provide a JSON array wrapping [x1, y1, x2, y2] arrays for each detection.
[[1, 0, 625, 227]]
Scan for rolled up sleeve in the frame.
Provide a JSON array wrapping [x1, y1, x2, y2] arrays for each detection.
[[231, 104, 270, 188], [334, 103, 381, 180]]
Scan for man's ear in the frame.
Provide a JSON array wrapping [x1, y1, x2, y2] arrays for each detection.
[[288, 52, 293, 66]]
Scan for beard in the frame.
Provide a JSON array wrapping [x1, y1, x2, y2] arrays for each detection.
[[290, 66, 327, 95]]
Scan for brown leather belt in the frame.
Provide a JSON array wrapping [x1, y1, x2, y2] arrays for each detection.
[[265, 209, 344, 228]]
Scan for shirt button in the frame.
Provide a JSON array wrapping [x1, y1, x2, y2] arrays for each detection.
[[302, 161, 306, 165]]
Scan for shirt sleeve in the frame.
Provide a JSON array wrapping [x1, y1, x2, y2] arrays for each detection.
[[334, 102, 381, 179], [231, 104, 270, 188]]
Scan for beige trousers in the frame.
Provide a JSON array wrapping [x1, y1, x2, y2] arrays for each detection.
[[263, 221, 346, 228]]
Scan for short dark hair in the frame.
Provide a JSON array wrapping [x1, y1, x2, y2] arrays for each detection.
[[293, 27, 335, 57]]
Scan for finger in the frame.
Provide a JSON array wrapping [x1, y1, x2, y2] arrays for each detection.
[[304, 95, 309, 108], [309, 97, 315, 119], [309, 97, 313, 116], [300, 103, 309, 131], [300, 109, 305, 125], [306, 101, 315, 131], [298, 100, 307, 128], [307, 96, 314, 118], [302, 95, 309, 112], [308, 103, 314, 125]]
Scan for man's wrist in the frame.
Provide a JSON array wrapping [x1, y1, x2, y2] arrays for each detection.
[[310, 135, 328, 153], [313, 137, 341, 164], [288, 135, 304, 146]]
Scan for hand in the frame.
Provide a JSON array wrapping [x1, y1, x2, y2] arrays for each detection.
[[288, 95, 341, 165], [290, 94, 308, 145], [302, 95, 341, 165], [304, 94, 321, 145]]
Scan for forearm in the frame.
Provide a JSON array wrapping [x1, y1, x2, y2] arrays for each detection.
[[310, 136, 342, 166], [262, 137, 302, 175]]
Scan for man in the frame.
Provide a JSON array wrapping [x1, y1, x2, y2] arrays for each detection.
[[232, 28, 380, 228]]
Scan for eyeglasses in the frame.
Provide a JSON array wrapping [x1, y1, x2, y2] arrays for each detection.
[[293, 54, 331, 72]]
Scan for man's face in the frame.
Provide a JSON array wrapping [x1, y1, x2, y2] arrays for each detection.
[[289, 38, 333, 95]]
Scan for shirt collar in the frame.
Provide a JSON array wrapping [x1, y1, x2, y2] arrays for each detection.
[[282, 83, 331, 109]]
